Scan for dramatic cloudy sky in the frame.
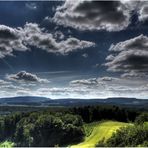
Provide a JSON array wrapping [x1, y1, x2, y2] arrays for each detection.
[[0, 0, 148, 99]]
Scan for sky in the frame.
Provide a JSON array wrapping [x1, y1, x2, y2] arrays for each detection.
[[0, 0, 148, 99]]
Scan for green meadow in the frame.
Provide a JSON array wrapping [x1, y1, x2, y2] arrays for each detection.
[[0, 141, 14, 148], [71, 121, 129, 148]]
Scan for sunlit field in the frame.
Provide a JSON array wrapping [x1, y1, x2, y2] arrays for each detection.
[[71, 121, 129, 148]]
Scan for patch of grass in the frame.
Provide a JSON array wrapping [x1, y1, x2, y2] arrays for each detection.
[[144, 122, 148, 126], [83, 121, 101, 137], [71, 121, 130, 148], [0, 141, 14, 148]]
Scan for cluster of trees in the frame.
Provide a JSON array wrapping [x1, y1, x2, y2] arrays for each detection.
[[0, 111, 84, 147], [72, 105, 139, 123], [0, 112, 27, 141], [97, 113, 148, 147], [135, 112, 148, 125]]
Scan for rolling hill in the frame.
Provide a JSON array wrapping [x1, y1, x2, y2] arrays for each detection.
[[71, 121, 130, 148], [0, 96, 147, 108]]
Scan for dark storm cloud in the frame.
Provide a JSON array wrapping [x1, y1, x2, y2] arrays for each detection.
[[7, 71, 49, 83], [105, 35, 148, 78], [52, 0, 131, 31], [0, 25, 18, 39]]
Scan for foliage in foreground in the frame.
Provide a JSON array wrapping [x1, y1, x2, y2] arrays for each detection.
[[0, 111, 84, 147], [96, 113, 148, 147], [71, 121, 128, 148], [106, 124, 148, 147], [0, 106, 147, 147], [0, 141, 14, 148], [135, 112, 148, 125]]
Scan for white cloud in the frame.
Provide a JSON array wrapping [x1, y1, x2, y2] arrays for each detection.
[[0, 25, 28, 58], [82, 53, 88, 58], [138, 1, 148, 22], [93, 63, 100, 68], [68, 76, 148, 99], [54, 31, 65, 40], [25, 3, 37, 10], [0, 76, 147, 99], [0, 79, 11, 85], [6, 71, 49, 83], [0, 23, 95, 58], [23, 23, 95, 55], [70, 78, 98, 86]]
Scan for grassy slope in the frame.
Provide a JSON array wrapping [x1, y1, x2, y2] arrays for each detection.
[[71, 121, 129, 148], [145, 122, 148, 126], [0, 141, 14, 148]]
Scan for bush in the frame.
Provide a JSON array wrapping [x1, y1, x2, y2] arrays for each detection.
[[102, 124, 148, 147], [135, 112, 148, 125]]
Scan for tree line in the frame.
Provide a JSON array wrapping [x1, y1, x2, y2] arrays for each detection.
[[71, 105, 140, 123]]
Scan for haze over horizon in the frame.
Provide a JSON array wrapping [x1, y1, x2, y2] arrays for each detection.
[[0, 1, 148, 99]]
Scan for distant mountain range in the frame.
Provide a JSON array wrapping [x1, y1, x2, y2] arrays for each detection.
[[0, 96, 148, 108]]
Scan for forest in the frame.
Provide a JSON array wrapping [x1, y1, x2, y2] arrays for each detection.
[[0, 105, 148, 147]]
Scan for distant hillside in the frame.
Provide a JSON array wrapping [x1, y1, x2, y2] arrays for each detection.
[[0, 96, 148, 108], [0, 96, 50, 106], [44, 97, 148, 108]]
